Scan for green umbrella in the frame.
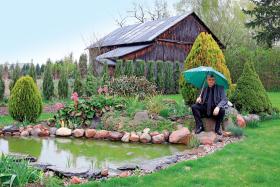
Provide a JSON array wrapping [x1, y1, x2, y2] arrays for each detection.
[[183, 66, 229, 90]]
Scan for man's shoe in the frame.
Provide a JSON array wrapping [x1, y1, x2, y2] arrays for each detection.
[[195, 127, 203, 134], [215, 130, 222, 135]]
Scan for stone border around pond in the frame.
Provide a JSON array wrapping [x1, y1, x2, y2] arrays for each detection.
[[0, 122, 226, 146]]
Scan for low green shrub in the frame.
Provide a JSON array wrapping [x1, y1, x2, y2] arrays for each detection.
[[110, 76, 156, 99], [0, 154, 42, 186], [8, 76, 42, 122], [246, 120, 260, 128], [187, 136, 200, 149], [159, 108, 171, 118], [227, 124, 244, 137], [55, 95, 125, 128]]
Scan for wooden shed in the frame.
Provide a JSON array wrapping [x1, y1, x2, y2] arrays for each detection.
[[87, 11, 224, 75]]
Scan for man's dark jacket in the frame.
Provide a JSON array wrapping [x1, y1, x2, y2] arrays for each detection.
[[201, 85, 228, 109]]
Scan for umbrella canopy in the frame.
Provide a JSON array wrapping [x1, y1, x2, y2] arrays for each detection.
[[183, 66, 229, 89]]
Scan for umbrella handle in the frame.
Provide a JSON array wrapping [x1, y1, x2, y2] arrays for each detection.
[[199, 76, 207, 98]]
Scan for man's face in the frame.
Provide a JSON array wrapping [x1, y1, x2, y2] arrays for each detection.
[[207, 76, 215, 87]]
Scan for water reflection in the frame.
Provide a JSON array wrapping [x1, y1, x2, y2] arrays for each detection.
[[0, 137, 186, 170]]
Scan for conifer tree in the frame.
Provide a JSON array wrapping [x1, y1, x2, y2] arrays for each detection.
[[9, 64, 21, 91], [115, 60, 123, 78], [135, 59, 145, 77], [101, 64, 110, 86], [42, 64, 54, 100], [78, 53, 88, 78], [124, 60, 134, 76], [146, 61, 156, 83], [73, 71, 84, 96], [28, 63, 37, 83], [58, 68, 68, 98], [0, 71, 4, 101], [85, 70, 99, 96], [179, 32, 232, 105], [232, 61, 272, 113]]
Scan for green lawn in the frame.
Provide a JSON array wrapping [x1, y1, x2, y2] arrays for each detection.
[[267, 92, 280, 110], [74, 119, 280, 187]]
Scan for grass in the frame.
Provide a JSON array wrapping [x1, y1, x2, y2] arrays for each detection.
[[0, 113, 54, 127], [267, 92, 280, 110], [73, 119, 280, 187]]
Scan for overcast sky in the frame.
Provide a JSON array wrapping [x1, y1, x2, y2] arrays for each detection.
[[0, 0, 177, 64]]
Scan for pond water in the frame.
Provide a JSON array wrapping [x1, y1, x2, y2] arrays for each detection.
[[0, 137, 186, 170]]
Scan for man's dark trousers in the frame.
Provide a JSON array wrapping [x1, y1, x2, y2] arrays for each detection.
[[191, 104, 225, 131]]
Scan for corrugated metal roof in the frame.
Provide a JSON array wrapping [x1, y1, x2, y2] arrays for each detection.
[[88, 11, 192, 48], [96, 44, 150, 61]]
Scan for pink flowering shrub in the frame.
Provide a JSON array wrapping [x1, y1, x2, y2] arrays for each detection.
[[54, 102, 64, 111]]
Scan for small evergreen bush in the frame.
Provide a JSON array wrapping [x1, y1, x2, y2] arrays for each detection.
[[73, 71, 83, 96], [8, 76, 42, 122], [156, 61, 166, 93], [146, 61, 156, 83], [231, 62, 272, 113], [180, 32, 232, 105], [85, 71, 99, 96], [135, 59, 145, 77], [227, 124, 244, 137], [101, 64, 110, 86], [42, 65, 54, 100], [58, 69, 68, 98], [115, 60, 123, 77], [123, 60, 134, 76]]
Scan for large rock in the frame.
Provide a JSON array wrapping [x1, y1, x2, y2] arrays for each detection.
[[236, 114, 246, 128], [94, 130, 109, 139], [169, 127, 191, 144], [20, 130, 30, 136], [3, 125, 19, 133], [133, 111, 149, 124], [150, 131, 160, 137], [162, 130, 170, 141], [121, 132, 130, 143], [56, 127, 72, 137], [109, 131, 123, 141], [73, 129, 85, 138], [195, 131, 217, 145], [140, 133, 151, 143], [32, 124, 50, 137], [49, 127, 57, 136], [129, 132, 139, 142], [85, 129, 96, 138], [152, 134, 165, 144]]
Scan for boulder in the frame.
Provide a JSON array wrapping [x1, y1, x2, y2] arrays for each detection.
[[20, 130, 29, 136], [130, 132, 139, 142], [119, 171, 131, 177], [3, 125, 19, 133], [94, 130, 109, 139], [56, 127, 72, 137], [12, 132, 21, 136], [101, 168, 109, 177], [31, 128, 41, 136], [162, 130, 170, 141], [121, 132, 130, 143], [70, 176, 81, 184], [195, 131, 217, 145], [133, 111, 149, 124], [73, 129, 85, 138], [150, 131, 159, 137], [31, 124, 50, 137], [143, 128, 150, 134], [85, 129, 96, 138], [169, 127, 191, 144], [49, 127, 57, 136], [140, 133, 151, 143], [26, 127, 33, 134], [236, 114, 246, 128], [108, 131, 123, 141], [152, 134, 165, 144]]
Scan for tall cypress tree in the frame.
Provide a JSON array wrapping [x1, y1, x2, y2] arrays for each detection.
[[243, 0, 280, 48], [36, 64, 41, 77], [85, 70, 99, 96], [73, 70, 84, 96], [124, 60, 134, 76], [134, 59, 145, 77], [101, 64, 110, 86], [0, 71, 4, 101], [58, 68, 68, 98], [9, 64, 21, 91], [42, 64, 54, 100], [78, 53, 88, 78], [115, 60, 123, 78], [146, 61, 156, 83], [29, 63, 37, 83]]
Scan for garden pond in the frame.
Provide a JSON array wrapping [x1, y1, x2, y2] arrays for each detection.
[[0, 137, 186, 170]]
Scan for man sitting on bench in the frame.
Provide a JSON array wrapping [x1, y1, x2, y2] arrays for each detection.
[[191, 74, 228, 135]]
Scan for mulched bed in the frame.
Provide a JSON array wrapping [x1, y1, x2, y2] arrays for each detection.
[[0, 104, 59, 116]]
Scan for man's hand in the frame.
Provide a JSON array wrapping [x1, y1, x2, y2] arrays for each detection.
[[213, 107, 220, 116], [196, 97, 202, 104]]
